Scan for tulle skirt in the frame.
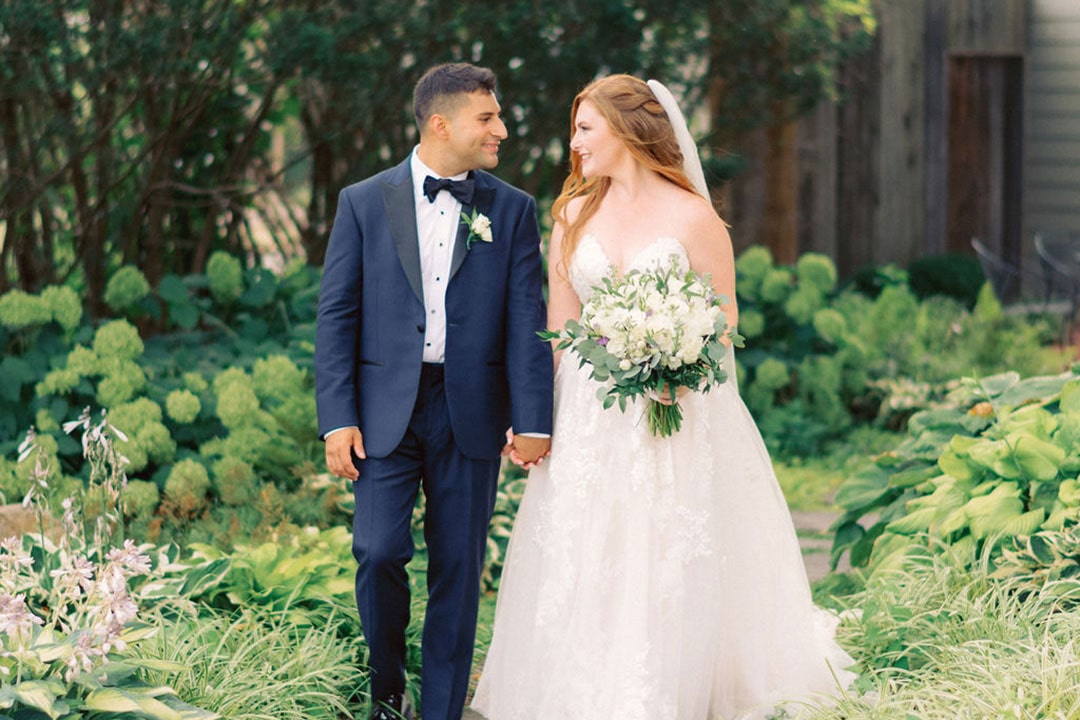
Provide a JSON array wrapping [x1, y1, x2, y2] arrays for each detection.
[[471, 360, 855, 720]]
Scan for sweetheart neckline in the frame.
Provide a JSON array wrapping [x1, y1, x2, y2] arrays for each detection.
[[580, 234, 686, 277]]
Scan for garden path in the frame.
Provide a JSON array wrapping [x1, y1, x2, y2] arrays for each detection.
[[791, 509, 846, 582]]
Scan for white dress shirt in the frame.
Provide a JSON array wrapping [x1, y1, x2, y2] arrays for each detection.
[[326, 149, 547, 441], [411, 147, 465, 364]]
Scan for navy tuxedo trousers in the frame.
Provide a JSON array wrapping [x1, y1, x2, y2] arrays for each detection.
[[351, 363, 500, 720]]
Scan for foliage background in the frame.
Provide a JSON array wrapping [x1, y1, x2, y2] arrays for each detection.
[[0, 0, 874, 311]]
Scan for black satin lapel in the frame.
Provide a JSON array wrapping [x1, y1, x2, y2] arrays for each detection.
[[449, 184, 496, 280], [381, 180, 424, 303]]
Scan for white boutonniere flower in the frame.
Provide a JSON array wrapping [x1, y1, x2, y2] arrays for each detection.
[[461, 209, 493, 250]]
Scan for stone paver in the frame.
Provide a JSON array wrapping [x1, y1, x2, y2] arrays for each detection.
[[790, 510, 846, 583]]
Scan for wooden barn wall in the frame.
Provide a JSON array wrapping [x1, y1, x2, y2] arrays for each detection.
[[725, 0, 1032, 278]]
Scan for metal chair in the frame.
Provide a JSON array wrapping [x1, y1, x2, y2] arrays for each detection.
[[971, 237, 1023, 302], [1033, 230, 1080, 341], [970, 236, 1071, 318]]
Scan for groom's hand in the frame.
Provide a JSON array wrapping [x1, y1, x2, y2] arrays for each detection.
[[511, 434, 551, 468], [326, 427, 365, 481]]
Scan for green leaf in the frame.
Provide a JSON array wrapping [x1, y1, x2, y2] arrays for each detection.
[[1060, 379, 1080, 414], [84, 687, 184, 720], [157, 274, 190, 304], [178, 557, 232, 597], [239, 268, 278, 308], [1001, 405, 1059, 440], [1029, 534, 1057, 566], [1060, 479, 1080, 505], [169, 301, 200, 330], [968, 439, 1021, 479], [1000, 508, 1046, 538], [885, 506, 937, 535], [834, 465, 891, 511], [8, 681, 62, 719], [966, 486, 1025, 539], [937, 450, 976, 482], [971, 371, 1021, 397], [936, 506, 970, 536], [889, 465, 940, 489], [0, 356, 33, 400], [997, 373, 1072, 408], [829, 520, 864, 565], [1008, 432, 1066, 481]]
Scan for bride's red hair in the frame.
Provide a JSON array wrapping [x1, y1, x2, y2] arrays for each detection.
[[552, 74, 699, 278]]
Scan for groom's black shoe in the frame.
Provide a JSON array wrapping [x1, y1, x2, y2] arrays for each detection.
[[370, 693, 414, 720]]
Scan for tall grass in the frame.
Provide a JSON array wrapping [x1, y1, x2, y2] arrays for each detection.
[[803, 542, 1080, 719], [136, 604, 365, 719]]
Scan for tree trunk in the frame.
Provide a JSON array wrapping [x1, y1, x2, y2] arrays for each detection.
[[762, 112, 799, 265]]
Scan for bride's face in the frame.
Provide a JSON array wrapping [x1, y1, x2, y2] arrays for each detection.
[[570, 100, 625, 179]]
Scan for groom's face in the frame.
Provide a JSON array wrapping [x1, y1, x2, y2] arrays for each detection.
[[442, 91, 508, 173]]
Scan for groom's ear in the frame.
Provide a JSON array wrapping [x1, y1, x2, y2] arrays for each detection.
[[426, 113, 450, 141]]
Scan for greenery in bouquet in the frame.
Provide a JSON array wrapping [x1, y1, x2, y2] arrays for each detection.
[[542, 256, 741, 437]]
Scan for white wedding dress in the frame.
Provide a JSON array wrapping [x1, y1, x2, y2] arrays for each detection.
[[471, 236, 855, 720]]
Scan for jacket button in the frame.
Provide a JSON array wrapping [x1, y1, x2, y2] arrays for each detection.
[[417, 325, 425, 333]]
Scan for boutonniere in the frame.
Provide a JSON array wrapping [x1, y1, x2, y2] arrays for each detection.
[[460, 209, 493, 250]]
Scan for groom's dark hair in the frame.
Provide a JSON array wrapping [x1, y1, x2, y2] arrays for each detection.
[[414, 63, 498, 129]]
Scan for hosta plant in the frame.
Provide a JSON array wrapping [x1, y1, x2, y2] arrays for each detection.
[[831, 368, 1080, 575], [990, 521, 1080, 607], [1, 410, 216, 719]]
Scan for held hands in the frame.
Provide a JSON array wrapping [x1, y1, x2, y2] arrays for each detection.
[[325, 427, 365, 481], [502, 429, 551, 470]]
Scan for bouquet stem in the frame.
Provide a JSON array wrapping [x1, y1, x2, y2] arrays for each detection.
[[646, 399, 683, 437]]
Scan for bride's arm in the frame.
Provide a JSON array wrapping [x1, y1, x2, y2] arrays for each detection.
[[683, 200, 738, 338], [545, 220, 582, 371]]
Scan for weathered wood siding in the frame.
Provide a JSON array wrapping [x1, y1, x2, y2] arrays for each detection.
[[1025, 0, 1080, 252], [725, 0, 1044, 279]]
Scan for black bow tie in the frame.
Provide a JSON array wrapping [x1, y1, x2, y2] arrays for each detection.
[[423, 175, 475, 205]]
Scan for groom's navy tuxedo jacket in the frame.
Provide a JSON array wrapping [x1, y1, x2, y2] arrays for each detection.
[[315, 157, 554, 459]]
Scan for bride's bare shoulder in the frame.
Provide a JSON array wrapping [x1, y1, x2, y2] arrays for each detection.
[[562, 196, 586, 224], [668, 190, 729, 251]]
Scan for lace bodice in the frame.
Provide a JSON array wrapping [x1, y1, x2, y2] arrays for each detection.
[[569, 235, 690, 301]]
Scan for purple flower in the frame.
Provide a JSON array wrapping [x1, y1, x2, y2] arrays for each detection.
[[0, 593, 43, 638], [598, 337, 609, 346]]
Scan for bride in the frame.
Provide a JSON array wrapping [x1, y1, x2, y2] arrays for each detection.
[[471, 74, 855, 720]]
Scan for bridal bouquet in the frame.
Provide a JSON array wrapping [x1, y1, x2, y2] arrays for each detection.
[[541, 256, 741, 437]]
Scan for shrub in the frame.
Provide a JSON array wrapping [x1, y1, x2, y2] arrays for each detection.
[[122, 479, 160, 519], [211, 456, 259, 507], [164, 459, 212, 517], [93, 319, 144, 362], [167, 388, 202, 424], [41, 285, 83, 331], [907, 253, 984, 308], [206, 251, 244, 304], [0, 288, 52, 328], [104, 265, 151, 312]]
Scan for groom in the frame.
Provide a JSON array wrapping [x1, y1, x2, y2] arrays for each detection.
[[315, 63, 554, 720]]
